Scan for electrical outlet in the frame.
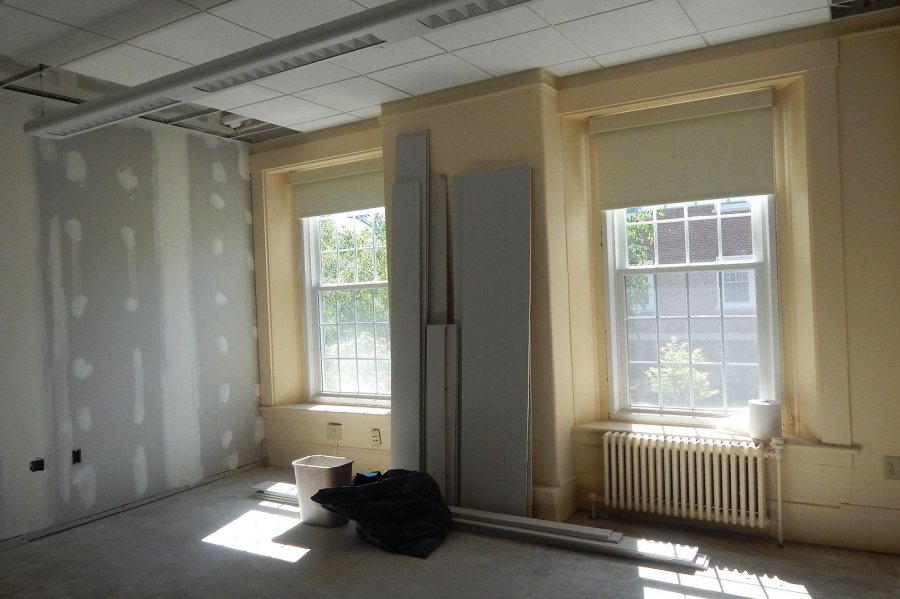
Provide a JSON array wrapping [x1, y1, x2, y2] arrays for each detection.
[[885, 456, 900, 480], [72, 449, 82, 464], [326, 423, 343, 442], [371, 428, 382, 447], [29, 458, 44, 472]]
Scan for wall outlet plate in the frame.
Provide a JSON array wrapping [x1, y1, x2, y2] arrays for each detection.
[[371, 428, 382, 447], [326, 423, 343, 442], [885, 456, 900, 480]]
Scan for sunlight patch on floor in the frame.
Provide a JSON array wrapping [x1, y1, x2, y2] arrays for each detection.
[[640, 565, 811, 599], [202, 509, 309, 562]]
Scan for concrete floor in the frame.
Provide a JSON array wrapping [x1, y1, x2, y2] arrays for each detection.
[[1, 467, 897, 598]]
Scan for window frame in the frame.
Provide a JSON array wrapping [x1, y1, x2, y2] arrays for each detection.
[[300, 208, 391, 407], [602, 195, 781, 424]]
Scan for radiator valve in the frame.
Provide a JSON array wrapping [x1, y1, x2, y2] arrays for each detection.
[[588, 492, 599, 519]]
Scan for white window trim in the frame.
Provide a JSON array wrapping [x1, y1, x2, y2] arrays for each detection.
[[300, 213, 390, 408], [603, 196, 780, 426]]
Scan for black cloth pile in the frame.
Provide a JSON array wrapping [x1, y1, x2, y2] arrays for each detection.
[[311, 469, 451, 558]]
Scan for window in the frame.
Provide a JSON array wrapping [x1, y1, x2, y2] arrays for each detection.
[[302, 208, 391, 404], [603, 196, 779, 419]]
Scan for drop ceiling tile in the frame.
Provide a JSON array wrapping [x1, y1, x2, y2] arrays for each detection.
[[179, 0, 228, 8], [545, 58, 600, 77], [287, 113, 362, 132], [454, 27, 586, 77], [333, 37, 444, 74], [528, 0, 647, 25], [3, 0, 197, 41], [294, 76, 408, 112], [556, 0, 697, 57], [678, 0, 827, 32], [63, 44, 191, 86], [353, 0, 394, 7], [594, 35, 706, 67], [351, 105, 381, 119], [210, 0, 363, 39], [130, 12, 269, 65], [231, 95, 338, 126], [367, 53, 489, 96], [0, 6, 115, 66], [422, 6, 546, 51], [256, 61, 357, 93], [702, 8, 831, 45], [191, 84, 283, 110]]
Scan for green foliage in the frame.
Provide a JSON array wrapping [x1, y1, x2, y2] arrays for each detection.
[[645, 337, 719, 404]]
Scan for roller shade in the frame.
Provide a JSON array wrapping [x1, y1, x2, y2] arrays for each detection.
[[590, 89, 774, 210], [291, 160, 384, 218]]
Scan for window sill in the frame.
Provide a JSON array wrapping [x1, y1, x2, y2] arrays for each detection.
[[571, 421, 858, 467], [261, 403, 391, 422]]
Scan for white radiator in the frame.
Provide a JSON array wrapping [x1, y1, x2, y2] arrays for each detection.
[[602, 432, 768, 528]]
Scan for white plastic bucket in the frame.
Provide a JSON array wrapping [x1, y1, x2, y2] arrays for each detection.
[[292, 455, 353, 527]]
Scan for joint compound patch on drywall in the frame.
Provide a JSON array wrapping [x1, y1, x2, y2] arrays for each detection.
[[218, 382, 230, 404], [214, 291, 228, 306], [121, 226, 139, 311], [132, 348, 144, 425], [254, 416, 265, 444], [117, 165, 139, 193], [213, 237, 224, 255], [50, 213, 74, 503], [212, 162, 227, 184], [209, 193, 225, 210], [221, 430, 233, 449], [75, 406, 91, 431], [223, 451, 239, 471], [244, 209, 252, 225], [64, 219, 87, 318], [245, 251, 254, 272], [216, 335, 228, 355], [237, 149, 250, 182], [72, 356, 93, 380], [133, 446, 148, 497], [71, 464, 97, 509], [251, 326, 257, 340], [62, 150, 86, 185], [253, 383, 260, 398], [152, 127, 203, 488], [38, 138, 58, 164]]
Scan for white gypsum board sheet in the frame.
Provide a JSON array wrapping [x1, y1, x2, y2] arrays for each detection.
[[425, 325, 448, 495], [429, 174, 449, 324], [456, 165, 532, 517]]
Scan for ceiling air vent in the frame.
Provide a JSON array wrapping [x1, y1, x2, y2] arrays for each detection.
[[830, 0, 900, 19], [419, 0, 532, 29], [194, 34, 384, 93]]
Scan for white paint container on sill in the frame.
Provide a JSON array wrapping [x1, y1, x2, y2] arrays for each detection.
[[748, 399, 782, 441], [292, 455, 353, 527]]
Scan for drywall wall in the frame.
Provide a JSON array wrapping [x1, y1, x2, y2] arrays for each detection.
[[0, 90, 261, 542]]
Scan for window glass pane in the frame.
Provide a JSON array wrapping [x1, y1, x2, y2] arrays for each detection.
[[338, 325, 356, 358], [627, 319, 657, 362], [338, 250, 356, 283], [657, 221, 685, 264], [724, 317, 758, 363], [657, 205, 684, 220], [356, 220, 373, 248], [374, 288, 389, 322], [692, 365, 723, 410], [357, 324, 375, 358], [626, 223, 655, 266], [721, 198, 751, 214], [320, 291, 337, 324], [355, 289, 374, 323], [626, 207, 653, 222], [357, 248, 375, 282], [339, 359, 358, 393], [373, 212, 386, 246], [723, 269, 755, 315], [657, 273, 687, 317], [375, 324, 391, 359], [321, 252, 338, 285], [625, 274, 655, 317], [652, 359, 691, 408], [659, 319, 688, 355], [688, 272, 720, 316], [377, 359, 392, 395], [319, 218, 337, 251], [725, 365, 759, 409], [687, 202, 717, 217], [375, 248, 388, 281], [688, 218, 719, 262], [322, 359, 340, 392], [321, 325, 338, 358], [358, 360, 377, 393], [337, 290, 355, 323], [629, 364, 658, 408], [337, 217, 354, 250], [722, 215, 752, 258], [690, 319, 722, 363]]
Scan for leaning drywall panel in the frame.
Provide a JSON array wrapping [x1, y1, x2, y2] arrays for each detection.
[[425, 325, 447, 493], [457, 165, 532, 516]]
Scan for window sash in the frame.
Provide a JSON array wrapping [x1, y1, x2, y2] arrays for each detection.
[[603, 196, 779, 421], [302, 211, 390, 404]]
